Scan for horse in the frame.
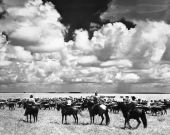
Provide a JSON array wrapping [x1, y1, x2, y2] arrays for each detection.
[[23, 102, 39, 123], [81, 99, 110, 125], [117, 102, 147, 129], [57, 102, 79, 124]]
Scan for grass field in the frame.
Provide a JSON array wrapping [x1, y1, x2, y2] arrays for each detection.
[[0, 105, 170, 135]]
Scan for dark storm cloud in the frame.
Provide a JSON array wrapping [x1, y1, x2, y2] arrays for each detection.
[[101, 0, 170, 23], [0, 0, 7, 19], [42, 0, 111, 40]]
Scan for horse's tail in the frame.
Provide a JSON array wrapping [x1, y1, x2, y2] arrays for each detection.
[[105, 107, 110, 125], [141, 109, 147, 128]]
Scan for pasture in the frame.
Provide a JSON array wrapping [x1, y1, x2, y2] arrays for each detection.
[[0, 94, 170, 135]]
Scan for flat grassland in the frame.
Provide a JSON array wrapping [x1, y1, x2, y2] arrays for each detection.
[[0, 106, 170, 135]]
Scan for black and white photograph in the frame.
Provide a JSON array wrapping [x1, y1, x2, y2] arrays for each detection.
[[0, 0, 170, 134]]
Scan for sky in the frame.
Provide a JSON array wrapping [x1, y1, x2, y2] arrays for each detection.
[[1, 0, 170, 86]]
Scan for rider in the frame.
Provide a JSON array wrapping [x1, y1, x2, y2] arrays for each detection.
[[128, 96, 137, 114], [93, 91, 99, 104], [66, 98, 72, 108], [27, 95, 36, 105]]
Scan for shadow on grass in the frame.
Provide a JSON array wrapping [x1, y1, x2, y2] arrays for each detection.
[[80, 122, 90, 125], [50, 121, 60, 124], [18, 118, 38, 124]]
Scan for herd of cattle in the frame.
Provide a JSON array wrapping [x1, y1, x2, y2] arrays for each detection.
[[0, 95, 170, 116]]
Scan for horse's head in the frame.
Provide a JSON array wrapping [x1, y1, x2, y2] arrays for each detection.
[[23, 102, 27, 109], [117, 101, 132, 114], [117, 102, 125, 108], [81, 100, 87, 110], [81, 99, 94, 110], [56, 103, 61, 111]]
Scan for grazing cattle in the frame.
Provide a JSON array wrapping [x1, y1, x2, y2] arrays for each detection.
[[7, 102, 16, 110], [141, 106, 151, 114], [17, 101, 23, 108], [0, 102, 5, 109], [50, 102, 57, 109], [164, 100, 170, 109], [108, 102, 120, 114], [42, 103, 51, 110], [150, 105, 167, 116]]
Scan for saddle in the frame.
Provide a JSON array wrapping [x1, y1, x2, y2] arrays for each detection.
[[27, 102, 36, 108]]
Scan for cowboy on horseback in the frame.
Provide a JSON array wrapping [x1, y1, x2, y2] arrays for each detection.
[[24, 95, 36, 116], [28, 95, 36, 104], [127, 96, 138, 114], [93, 91, 99, 104], [66, 98, 72, 109]]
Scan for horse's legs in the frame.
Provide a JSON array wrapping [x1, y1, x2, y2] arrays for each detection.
[[164, 109, 167, 115], [90, 116, 92, 124], [73, 115, 76, 123], [62, 114, 64, 124], [122, 118, 127, 129], [30, 114, 32, 123], [92, 116, 95, 124], [76, 114, 78, 124], [100, 114, 104, 125], [36, 115, 38, 122], [127, 120, 132, 129], [33, 115, 35, 122], [27, 115, 28, 122], [73, 114, 78, 124], [125, 117, 132, 129], [134, 118, 141, 129], [161, 109, 164, 115], [65, 115, 67, 124]]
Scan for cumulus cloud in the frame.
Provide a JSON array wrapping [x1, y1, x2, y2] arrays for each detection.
[[100, 59, 132, 68], [148, 64, 170, 80], [5, 0, 66, 53], [115, 72, 140, 82], [1, 0, 170, 85], [0, 33, 12, 67], [77, 55, 100, 67], [73, 21, 170, 69], [74, 29, 92, 53], [7, 45, 33, 61]]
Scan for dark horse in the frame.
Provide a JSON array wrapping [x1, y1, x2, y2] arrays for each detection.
[[81, 99, 110, 125], [23, 102, 39, 123], [117, 102, 147, 129], [57, 102, 79, 124]]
